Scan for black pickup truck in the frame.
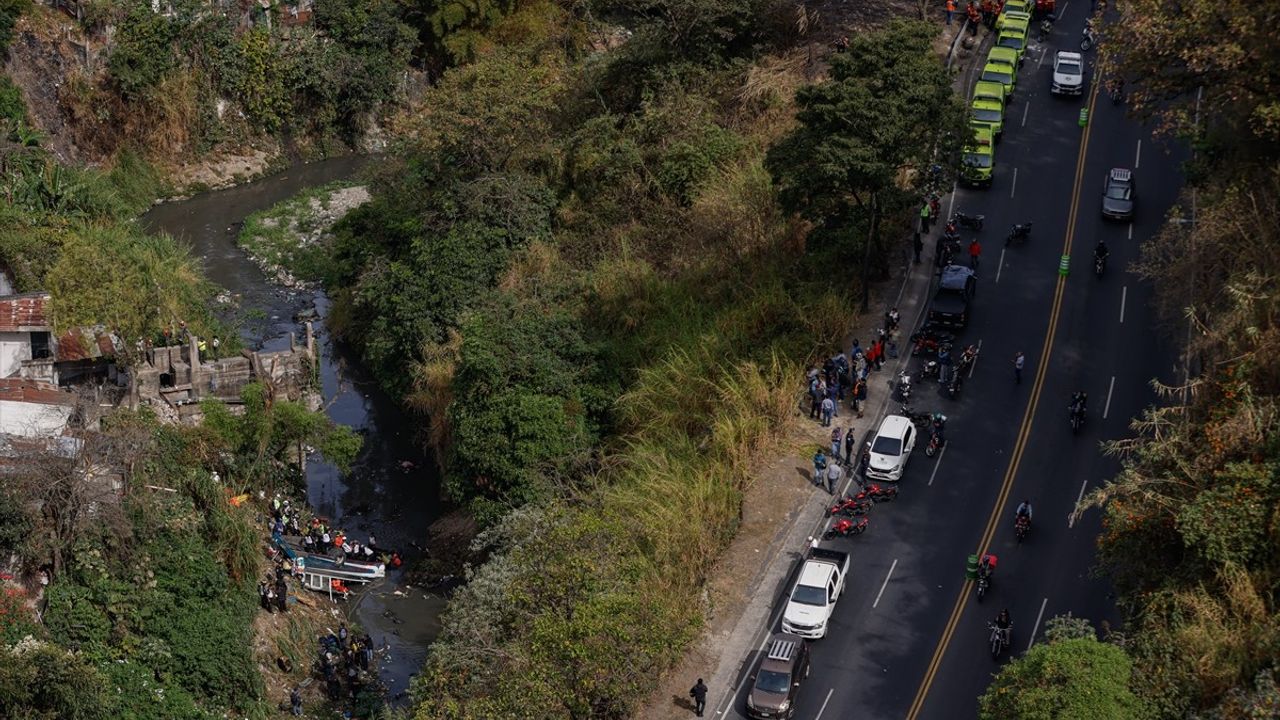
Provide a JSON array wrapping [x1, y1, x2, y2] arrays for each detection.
[[927, 264, 977, 329]]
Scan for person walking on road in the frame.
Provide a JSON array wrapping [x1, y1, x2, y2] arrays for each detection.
[[813, 449, 828, 487], [690, 679, 709, 717], [825, 461, 844, 495], [946, 0, 956, 24], [969, 238, 982, 268], [1013, 351, 1026, 384]]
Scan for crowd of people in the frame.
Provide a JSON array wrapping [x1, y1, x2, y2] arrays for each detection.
[[805, 322, 900, 430], [317, 623, 379, 704]]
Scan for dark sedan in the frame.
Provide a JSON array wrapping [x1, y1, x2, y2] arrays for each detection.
[[1101, 167, 1135, 219]]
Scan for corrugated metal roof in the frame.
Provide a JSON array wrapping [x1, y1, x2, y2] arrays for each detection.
[[0, 378, 75, 405], [0, 292, 51, 332]]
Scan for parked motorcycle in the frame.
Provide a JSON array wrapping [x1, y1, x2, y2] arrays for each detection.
[[823, 515, 869, 540], [1080, 22, 1097, 51], [896, 370, 913, 401], [911, 328, 954, 356], [920, 358, 940, 381], [945, 370, 964, 399], [826, 495, 873, 517], [1005, 222, 1033, 246], [952, 210, 985, 230], [925, 430, 945, 457], [856, 483, 899, 503], [900, 404, 936, 429]]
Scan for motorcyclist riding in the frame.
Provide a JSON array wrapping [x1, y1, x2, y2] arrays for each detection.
[[1015, 500, 1033, 521], [995, 608, 1012, 644], [1070, 391, 1087, 417], [1094, 240, 1109, 263]]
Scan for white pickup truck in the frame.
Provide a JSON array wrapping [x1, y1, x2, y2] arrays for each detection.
[[781, 547, 850, 639]]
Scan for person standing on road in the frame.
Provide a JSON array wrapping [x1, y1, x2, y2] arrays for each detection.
[[690, 679, 709, 717], [813, 449, 828, 487], [969, 238, 982, 268], [825, 460, 844, 495], [854, 378, 867, 417], [830, 427, 842, 461], [858, 447, 871, 480], [946, 0, 956, 24], [919, 199, 932, 233], [820, 395, 834, 426], [844, 427, 856, 464], [966, 1, 981, 32], [913, 231, 924, 264], [1013, 351, 1026, 384]]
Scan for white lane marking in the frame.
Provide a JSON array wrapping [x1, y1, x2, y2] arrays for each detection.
[[1026, 597, 1049, 653], [814, 688, 835, 720], [1134, 139, 1142, 169], [1127, 223, 1133, 240], [873, 559, 900, 608], [1119, 286, 1127, 323], [968, 339, 984, 377], [996, 248, 1006, 283], [1036, 48, 1047, 71], [1103, 376, 1116, 419], [947, 181, 958, 218], [1021, 102, 1031, 127], [1061, 1, 1069, 16], [927, 444, 948, 487], [1069, 479, 1089, 528], [1010, 168, 1018, 198]]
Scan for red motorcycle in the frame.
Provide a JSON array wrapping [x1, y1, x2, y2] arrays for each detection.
[[911, 329, 955, 356], [823, 516, 869, 540], [826, 495, 873, 517], [855, 483, 899, 503]]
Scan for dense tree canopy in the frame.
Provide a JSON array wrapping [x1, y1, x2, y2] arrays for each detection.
[[767, 19, 965, 232]]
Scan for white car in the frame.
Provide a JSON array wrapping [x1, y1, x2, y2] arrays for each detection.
[[866, 415, 917, 482], [1051, 51, 1085, 96]]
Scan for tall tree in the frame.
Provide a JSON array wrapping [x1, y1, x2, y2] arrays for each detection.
[[979, 616, 1148, 720], [1104, 0, 1280, 160], [766, 19, 964, 229]]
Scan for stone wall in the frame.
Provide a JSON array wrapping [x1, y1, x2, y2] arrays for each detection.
[[129, 322, 316, 419]]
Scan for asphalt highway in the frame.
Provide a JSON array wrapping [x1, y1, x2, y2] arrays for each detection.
[[723, 8, 1187, 720]]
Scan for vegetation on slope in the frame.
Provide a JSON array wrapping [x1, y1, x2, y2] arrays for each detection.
[[0, 388, 358, 719], [289, 1, 967, 715]]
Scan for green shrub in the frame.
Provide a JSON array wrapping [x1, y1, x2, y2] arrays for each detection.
[[0, 0, 29, 55], [0, 75, 26, 125], [107, 5, 177, 99]]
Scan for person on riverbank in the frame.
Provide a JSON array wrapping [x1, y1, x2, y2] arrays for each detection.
[[290, 686, 302, 716]]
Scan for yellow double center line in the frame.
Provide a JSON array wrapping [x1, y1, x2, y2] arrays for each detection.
[[904, 77, 1103, 720]]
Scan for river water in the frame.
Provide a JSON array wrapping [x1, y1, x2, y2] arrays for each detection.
[[140, 157, 445, 704]]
